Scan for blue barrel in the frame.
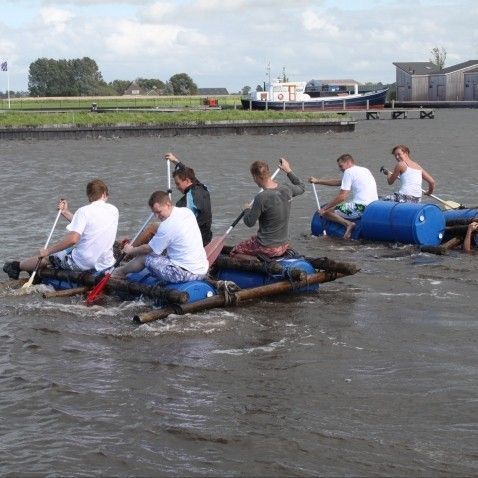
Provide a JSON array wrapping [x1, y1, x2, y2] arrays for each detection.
[[360, 200, 445, 245], [443, 208, 478, 224], [443, 208, 478, 246], [216, 258, 319, 292], [310, 211, 362, 240], [127, 268, 216, 304]]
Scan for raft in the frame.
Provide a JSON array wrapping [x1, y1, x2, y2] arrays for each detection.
[[443, 208, 478, 247], [34, 252, 359, 323], [311, 200, 446, 246]]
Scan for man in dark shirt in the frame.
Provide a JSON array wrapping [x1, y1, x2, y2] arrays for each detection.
[[230, 158, 305, 258]]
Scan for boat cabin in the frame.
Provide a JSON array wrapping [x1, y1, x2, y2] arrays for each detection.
[[305, 79, 360, 98]]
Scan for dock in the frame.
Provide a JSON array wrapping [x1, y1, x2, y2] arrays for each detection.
[[336, 108, 434, 121]]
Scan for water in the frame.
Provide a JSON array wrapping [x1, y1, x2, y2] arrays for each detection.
[[0, 110, 477, 476]]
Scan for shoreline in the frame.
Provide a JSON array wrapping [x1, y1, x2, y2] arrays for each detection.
[[0, 118, 355, 140]]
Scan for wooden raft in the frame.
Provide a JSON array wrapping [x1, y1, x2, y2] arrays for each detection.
[[134, 258, 360, 324]]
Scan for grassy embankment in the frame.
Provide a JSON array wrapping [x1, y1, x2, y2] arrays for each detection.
[[0, 95, 349, 127]]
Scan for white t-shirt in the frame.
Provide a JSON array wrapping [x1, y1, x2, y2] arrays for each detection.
[[341, 165, 378, 206], [148, 206, 208, 275], [67, 200, 119, 271]]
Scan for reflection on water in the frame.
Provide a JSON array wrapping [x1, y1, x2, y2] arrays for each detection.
[[0, 110, 477, 476]]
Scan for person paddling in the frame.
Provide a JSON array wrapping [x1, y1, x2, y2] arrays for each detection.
[[381, 145, 435, 203], [132, 152, 212, 247], [112, 191, 208, 283], [3, 179, 119, 280], [229, 158, 305, 259], [309, 154, 378, 240]]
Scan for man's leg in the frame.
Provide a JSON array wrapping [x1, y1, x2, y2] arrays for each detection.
[[322, 210, 356, 239], [113, 255, 146, 278]]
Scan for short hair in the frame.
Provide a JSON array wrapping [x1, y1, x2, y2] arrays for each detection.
[[250, 161, 270, 180], [391, 145, 410, 156], [173, 166, 197, 182], [86, 179, 109, 202], [148, 190, 171, 208], [337, 153, 355, 165]]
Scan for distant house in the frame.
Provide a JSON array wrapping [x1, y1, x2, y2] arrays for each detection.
[[393, 60, 478, 101], [197, 88, 229, 95], [123, 80, 148, 96]]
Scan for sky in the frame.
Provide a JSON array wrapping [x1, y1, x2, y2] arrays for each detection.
[[1, 0, 477, 93]]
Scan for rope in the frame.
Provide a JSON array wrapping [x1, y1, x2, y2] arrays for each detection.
[[216, 280, 240, 306]]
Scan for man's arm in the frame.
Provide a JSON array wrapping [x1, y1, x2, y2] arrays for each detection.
[[464, 222, 478, 252], [40, 231, 80, 257], [309, 176, 342, 187], [320, 189, 349, 213]]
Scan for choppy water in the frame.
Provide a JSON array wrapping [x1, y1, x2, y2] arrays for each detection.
[[0, 110, 477, 476]]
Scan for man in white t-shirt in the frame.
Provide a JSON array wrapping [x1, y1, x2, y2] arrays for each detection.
[[113, 190, 209, 284], [3, 179, 119, 280], [309, 154, 378, 239]]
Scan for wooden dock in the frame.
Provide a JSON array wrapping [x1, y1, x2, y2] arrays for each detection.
[[336, 108, 434, 121]]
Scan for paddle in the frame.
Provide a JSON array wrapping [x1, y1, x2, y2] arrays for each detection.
[[85, 211, 155, 305], [311, 182, 326, 236], [380, 166, 463, 210], [22, 208, 62, 289], [205, 167, 281, 266]]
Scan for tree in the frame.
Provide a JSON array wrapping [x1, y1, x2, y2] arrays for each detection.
[[256, 84, 263, 92], [169, 73, 197, 95], [137, 78, 166, 94], [28, 57, 107, 96], [241, 85, 251, 95], [430, 46, 447, 69]]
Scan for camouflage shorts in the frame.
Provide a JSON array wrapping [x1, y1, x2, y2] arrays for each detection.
[[335, 202, 366, 219], [145, 253, 206, 284]]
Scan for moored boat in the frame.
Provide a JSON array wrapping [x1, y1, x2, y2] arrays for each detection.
[[241, 78, 388, 111]]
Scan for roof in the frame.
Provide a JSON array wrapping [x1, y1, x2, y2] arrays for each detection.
[[393, 62, 440, 75], [440, 60, 478, 74], [394, 60, 478, 75], [308, 79, 360, 86], [197, 88, 229, 95]]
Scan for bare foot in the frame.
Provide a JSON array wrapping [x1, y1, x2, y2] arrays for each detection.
[[343, 222, 356, 240]]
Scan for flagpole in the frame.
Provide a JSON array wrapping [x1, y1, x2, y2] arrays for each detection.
[[7, 67, 10, 109]]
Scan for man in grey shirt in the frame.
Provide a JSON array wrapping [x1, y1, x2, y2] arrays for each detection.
[[230, 158, 305, 258]]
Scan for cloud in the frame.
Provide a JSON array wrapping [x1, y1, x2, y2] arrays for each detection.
[[39, 7, 75, 33], [301, 10, 341, 38]]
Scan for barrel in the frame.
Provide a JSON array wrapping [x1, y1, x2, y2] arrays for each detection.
[[310, 212, 362, 240], [443, 208, 478, 224], [360, 201, 445, 245], [215, 258, 319, 292], [443, 208, 478, 246], [127, 268, 216, 304]]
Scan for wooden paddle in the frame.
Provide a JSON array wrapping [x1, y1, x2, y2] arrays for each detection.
[[423, 190, 463, 210], [205, 167, 281, 266], [22, 209, 62, 289], [85, 211, 155, 305], [380, 166, 463, 210]]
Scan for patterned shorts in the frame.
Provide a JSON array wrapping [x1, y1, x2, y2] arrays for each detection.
[[230, 236, 289, 258], [382, 193, 420, 203], [49, 249, 84, 271], [335, 202, 366, 220], [145, 253, 206, 285]]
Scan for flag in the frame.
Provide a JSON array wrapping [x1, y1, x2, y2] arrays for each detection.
[[1, 61, 7, 72]]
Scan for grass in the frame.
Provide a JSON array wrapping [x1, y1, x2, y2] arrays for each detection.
[[0, 106, 348, 128]]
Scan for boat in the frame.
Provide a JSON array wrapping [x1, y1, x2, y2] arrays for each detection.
[[241, 78, 388, 111], [18, 250, 359, 323], [311, 200, 478, 251]]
